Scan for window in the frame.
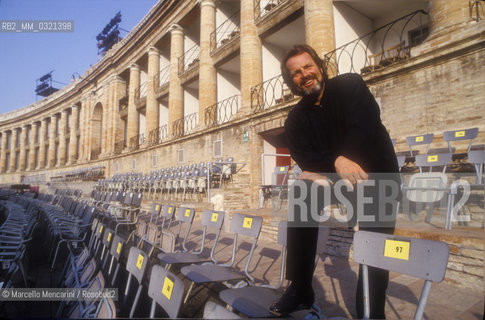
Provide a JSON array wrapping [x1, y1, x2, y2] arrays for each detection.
[[132, 159, 136, 170], [177, 149, 185, 163], [213, 140, 222, 158], [152, 152, 158, 167], [408, 25, 429, 47]]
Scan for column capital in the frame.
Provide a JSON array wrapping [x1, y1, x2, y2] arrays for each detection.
[[148, 46, 160, 56], [130, 63, 140, 71], [200, 0, 216, 8], [169, 23, 184, 35]]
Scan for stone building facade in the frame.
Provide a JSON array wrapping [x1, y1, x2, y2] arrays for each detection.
[[0, 0, 483, 208]]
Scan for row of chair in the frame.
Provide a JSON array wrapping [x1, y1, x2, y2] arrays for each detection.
[[95, 158, 239, 203]]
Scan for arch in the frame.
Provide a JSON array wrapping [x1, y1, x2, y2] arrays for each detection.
[[90, 102, 103, 160]]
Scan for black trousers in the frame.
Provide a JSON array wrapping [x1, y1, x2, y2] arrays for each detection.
[[286, 178, 397, 319]]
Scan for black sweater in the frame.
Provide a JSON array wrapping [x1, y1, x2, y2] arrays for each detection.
[[284, 73, 398, 174]]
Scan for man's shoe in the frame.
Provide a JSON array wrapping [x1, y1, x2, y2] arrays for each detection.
[[269, 286, 314, 316]]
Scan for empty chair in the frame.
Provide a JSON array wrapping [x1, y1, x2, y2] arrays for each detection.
[[405, 133, 434, 157], [157, 209, 225, 270], [353, 230, 449, 320], [122, 246, 149, 317], [260, 165, 290, 211], [180, 213, 263, 304], [443, 127, 478, 156], [147, 264, 185, 318]]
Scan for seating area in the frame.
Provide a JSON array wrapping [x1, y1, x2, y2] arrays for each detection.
[[50, 166, 105, 182], [2, 177, 484, 319], [95, 158, 242, 203]]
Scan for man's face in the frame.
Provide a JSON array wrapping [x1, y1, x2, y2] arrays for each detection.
[[286, 52, 324, 97]]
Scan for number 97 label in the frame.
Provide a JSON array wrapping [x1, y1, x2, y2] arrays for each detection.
[[384, 239, 410, 261]]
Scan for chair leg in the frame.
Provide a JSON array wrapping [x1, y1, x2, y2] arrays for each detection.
[[184, 281, 195, 304]]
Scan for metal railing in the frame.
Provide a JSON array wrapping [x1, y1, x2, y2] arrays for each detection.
[[178, 44, 200, 75], [324, 10, 429, 76], [205, 95, 240, 127], [172, 112, 198, 139], [148, 124, 168, 146], [250, 74, 295, 113], [91, 147, 101, 160], [254, 0, 291, 21], [470, 0, 484, 21], [114, 140, 124, 155], [129, 133, 145, 150], [210, 11, 240, 53], [155, 65, 170, 89], [135, 81, 148, 100]]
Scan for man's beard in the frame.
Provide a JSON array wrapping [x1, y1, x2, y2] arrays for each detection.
[[301, 79, 323, 101]]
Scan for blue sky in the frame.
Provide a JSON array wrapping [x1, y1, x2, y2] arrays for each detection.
[[0, 0, 158, 115]]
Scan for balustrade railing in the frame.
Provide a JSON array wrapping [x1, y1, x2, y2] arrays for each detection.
[[205, 95, 240, 127], [250, 74, 295, 113], [324, 10, 429, 76], [172, 112, 198, 138], [470, 0, 484, 21], [148, 124, 168, 145], [114, 140, 124, 155], [91, 147, 101, 160], [178, 44, 200, 74], [254, 0, 291, 21], [135, 81, 148, 100], [129, 133, 145, 150], [155, 65, 170, 89], [210, 11, 240, 53]]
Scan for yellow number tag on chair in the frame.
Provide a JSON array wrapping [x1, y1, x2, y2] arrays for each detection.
[[162, 277, 174, 300], [185, 209, 191, 217], [155, 205, 159, 211], [168, 207, 173, 214], [428, 155, 438, 162], [136, 254, 144, 270], [415, 136, 424, 142], [116, 242, 122, 254], [243, 217, 253, 229], [107, 233, 112, 242], [279, 167, 285, 172], [211, 213, 218, 222], [99, 225, 103, 234], [384, 239, 410, 261]]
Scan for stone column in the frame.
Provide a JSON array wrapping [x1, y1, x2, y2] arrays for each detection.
[[199, 0, 217, 126], [59, 110, 68, 165], [47, 115, 57, 168], [68, 106, 79, 164], [0, 131, 7, 172], [127, 63, 140, 149], [19, 125, 27, 171], [39, 119, 48, 169], [9, 128, 18, 172], [146, 46, 160, 140], [28, 123, 37, 170], [304, 0, 336, 76], [240, 0, 263, 113], [168, 24, 185, 136], [429, 0, 469, 38]]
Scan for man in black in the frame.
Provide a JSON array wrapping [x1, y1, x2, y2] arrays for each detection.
[[269, 44, 399, 318]]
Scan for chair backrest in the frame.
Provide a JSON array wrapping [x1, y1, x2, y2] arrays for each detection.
[[126, 246, 149, 284], [230, 213, 263, 238], [201, 209, 225, 230], [406, 133, 434, 156], [147, 264, 184, 318], [353, 230, 449, 319], [415, 152, 452, 173], [405, 172, 448, 203], [110, 235, 125, 262], [124, 192, 134, 206], [443, 127, 478, 153], [132, 192, 143, 207], [271, 165, 289, 186]]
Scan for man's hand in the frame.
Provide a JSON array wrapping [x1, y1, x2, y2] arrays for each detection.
[[296, 171, 331, 187], [334, 155, 368, 186]]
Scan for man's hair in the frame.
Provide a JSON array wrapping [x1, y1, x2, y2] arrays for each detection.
[[280, 44, 328, 96]]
